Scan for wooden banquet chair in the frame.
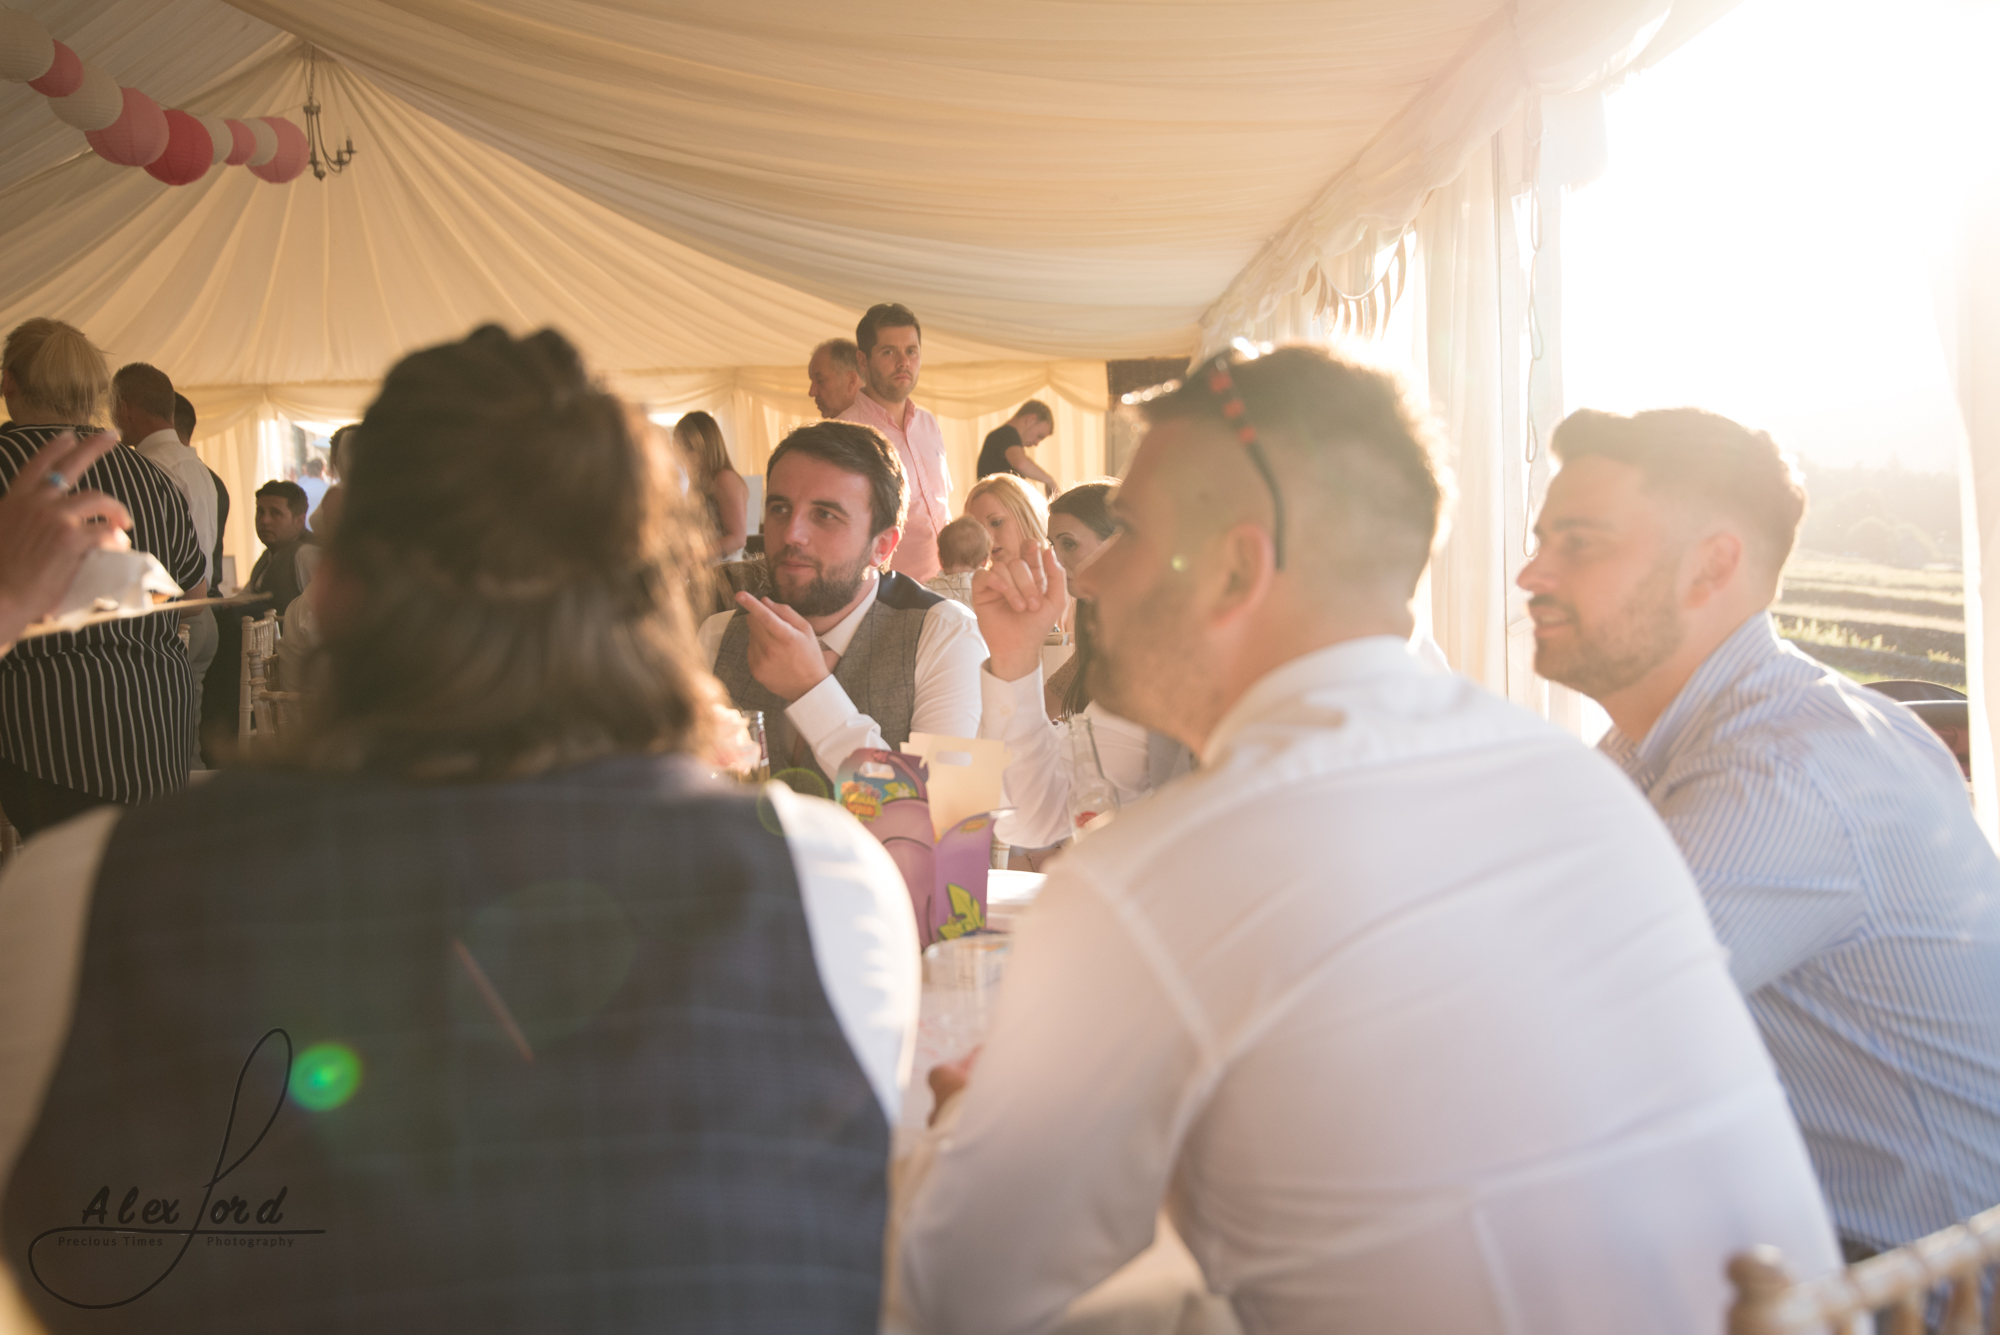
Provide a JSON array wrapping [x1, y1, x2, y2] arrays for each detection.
[[237, 609, 297, 752], [1729, 1204, 2000, 1335]]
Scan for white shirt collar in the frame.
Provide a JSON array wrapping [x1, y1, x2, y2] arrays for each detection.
[[133, 428, 184, 455], [1199, 634, 1431, 768], [817, 568, 881, 658]]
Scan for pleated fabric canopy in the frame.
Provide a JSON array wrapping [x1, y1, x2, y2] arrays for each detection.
[[0, 0, 1716, 680]]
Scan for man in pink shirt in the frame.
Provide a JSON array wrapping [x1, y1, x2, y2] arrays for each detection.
[[839, 303, 951, 583]]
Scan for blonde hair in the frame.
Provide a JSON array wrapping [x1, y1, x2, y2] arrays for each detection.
[[673, 411, 733, 486], [3, 318, 109, 424], [965, 472, 1049, 555]]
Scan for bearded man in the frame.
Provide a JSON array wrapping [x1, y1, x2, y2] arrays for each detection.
[[701, 420, 984, 792], [1519, 406, 2000, 1259]]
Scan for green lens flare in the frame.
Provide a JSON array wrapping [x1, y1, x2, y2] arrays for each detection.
[[289, 1042, 362, 1112]]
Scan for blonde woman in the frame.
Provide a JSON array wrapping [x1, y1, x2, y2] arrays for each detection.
[[673, 410, 748, 562], [962, 471, 1047, 571]]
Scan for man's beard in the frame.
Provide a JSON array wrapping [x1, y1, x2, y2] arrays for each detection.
[[1532, 553, 1686, 700], [773, 547, 870, 618]]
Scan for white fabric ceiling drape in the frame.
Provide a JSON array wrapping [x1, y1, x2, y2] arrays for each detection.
[[2, 0, 1737, 699]]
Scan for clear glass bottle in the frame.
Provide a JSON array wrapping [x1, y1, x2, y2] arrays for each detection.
[[1062, 715, 1120, 841]]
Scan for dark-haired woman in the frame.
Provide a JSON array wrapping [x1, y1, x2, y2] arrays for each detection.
[[0, 326, 914, 1334]]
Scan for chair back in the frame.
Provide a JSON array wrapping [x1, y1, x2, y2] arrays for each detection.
[[1729, 1204, 2000, 1335], [238, 610, 283, 748]]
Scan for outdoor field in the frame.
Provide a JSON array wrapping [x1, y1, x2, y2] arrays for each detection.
[[1776, 555, 1966, 689]]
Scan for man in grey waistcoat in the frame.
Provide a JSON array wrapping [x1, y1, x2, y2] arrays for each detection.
[[701, 420, 985, 796], [0, 325, 918, 1334]]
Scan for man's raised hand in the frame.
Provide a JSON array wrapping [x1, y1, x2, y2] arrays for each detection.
[[971, 544, 1065, 683], [734, 591, 833, 703]]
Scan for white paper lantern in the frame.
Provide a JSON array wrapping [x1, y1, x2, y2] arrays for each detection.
[[193, 113, 232, 165], [49, 60, 121, 131], [0, 9, 54, 82], [244, 115, 277, 167]]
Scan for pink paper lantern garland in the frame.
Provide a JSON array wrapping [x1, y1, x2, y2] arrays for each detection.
[[0, 10, 331, 188], [85, 86, 169, 167], [222, 119, 256, 166], [144, 110, 213, 185], [24, 39, 78, 96], [249, 116, 307, 184]]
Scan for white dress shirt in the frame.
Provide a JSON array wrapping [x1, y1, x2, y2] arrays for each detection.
[[699, 568, 987, 778], [978, 663, 1152, 849], [900, 635, 1839, 1335], [133, 428, 217, 585], [0, 783, 917, 1194]]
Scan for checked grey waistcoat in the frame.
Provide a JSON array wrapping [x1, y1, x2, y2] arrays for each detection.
[[2, 754, 889, 1335], [712, 571, 942, 789]]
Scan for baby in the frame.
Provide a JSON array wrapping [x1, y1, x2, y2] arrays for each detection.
[[925, 515, 990, 607]]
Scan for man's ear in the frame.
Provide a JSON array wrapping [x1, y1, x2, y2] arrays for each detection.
[[1206, 521, 1277, 626], [1686, 528, 1745, 607], [872, 524, 902, 570]]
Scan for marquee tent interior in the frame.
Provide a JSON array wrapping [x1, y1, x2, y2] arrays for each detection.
[[7, 0, 1995, 816]]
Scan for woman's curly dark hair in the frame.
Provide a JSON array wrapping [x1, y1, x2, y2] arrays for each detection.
[[297, 325, 718, 780]]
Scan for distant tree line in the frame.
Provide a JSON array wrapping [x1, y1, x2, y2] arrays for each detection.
[[1796, 458, 1960, 567]]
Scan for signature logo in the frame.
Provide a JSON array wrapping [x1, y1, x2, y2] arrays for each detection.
[[26, 1028, 324, 1309]]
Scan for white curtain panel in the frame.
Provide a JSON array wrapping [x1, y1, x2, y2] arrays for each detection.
[[1938, 175, 2000, 839]]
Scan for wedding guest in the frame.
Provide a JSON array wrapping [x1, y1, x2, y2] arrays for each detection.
[[898, 346, 1838, 1334], [700, 420, 984, 793], [309, 422, 353, 541], [839, 304, 951, 583], [112, 364, 215, 761], [0, 324, 917, 1334], [0, 319, 205, 836], [674, 410, 749, 561], [246, 479, 321, 616], [0, 430, 130, 654], [296, 454, 330, 520], [808, 337, 863, 419], [1041, 479, 1115, 717], [925, 515, 989, 606], [963, 472, 1047, 573], [174, 392, 230, 593], [975, 399, 1059, 494], [1519, 406, 2000, 1257]]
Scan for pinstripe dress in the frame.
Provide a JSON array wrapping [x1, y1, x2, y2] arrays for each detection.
[[1604, 612, 2000, 1248], [0, 423, 204, 804]]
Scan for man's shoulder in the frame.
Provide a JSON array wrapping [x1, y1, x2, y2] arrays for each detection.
[[1677, 648, 1946, 777], [836, 396, 882, 427], [877, 570, 948, 613]]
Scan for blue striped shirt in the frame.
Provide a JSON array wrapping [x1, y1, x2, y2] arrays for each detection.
[[1603, 612, 2000, 1247]]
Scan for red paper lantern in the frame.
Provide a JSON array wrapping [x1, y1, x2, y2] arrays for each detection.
[[26, 39, 79, 97], [222, 118, 255, 166], [85, 86, 169, 167], [144, 110, 213, 185], [249, 116, 308, 184]]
